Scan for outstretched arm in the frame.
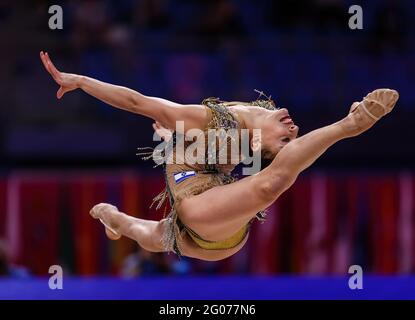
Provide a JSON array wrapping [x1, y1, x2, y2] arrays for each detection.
[[40, 51, 208, 132]]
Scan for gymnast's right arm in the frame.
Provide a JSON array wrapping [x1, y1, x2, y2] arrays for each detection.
[[40, 51, 208, 132]]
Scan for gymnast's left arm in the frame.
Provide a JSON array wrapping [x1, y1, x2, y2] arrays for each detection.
[[39, 51, 208, 133]]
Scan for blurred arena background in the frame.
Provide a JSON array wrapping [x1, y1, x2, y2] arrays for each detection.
[[0, 0, 415, 299]]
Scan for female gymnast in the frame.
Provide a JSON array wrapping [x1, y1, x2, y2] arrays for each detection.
[[40, 51, 399, 261]]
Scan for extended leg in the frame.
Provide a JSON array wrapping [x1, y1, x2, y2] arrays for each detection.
[[261, 117, 351, 188], [180, 117, 352, 238], [265, 89, 399, 179], [179, 89, 399, 240]]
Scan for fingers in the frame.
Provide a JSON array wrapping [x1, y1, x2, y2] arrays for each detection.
[[40, 51, 52, 74], [40, 52, 58, 81], [44, 53, 61, 81], [45, 52, 60, 78], [40, 51, 61, 83]]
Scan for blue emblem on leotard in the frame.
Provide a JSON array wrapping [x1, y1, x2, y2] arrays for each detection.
[[174, 171, 196, 184]]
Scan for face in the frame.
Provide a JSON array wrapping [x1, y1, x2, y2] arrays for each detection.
[[260, 108, 299, 159]]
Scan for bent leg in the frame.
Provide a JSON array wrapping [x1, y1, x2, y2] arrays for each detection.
[[90, 203, 166, 252]]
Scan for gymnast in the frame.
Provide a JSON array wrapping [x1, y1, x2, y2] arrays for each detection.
[[40, 51, 399, 261]]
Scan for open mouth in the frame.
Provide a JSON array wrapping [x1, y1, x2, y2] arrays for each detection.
[[280, 115, 293, 124]]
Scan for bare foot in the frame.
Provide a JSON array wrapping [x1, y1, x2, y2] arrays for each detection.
[[89, 203, 122, 240], [345, 88, 399, 136]]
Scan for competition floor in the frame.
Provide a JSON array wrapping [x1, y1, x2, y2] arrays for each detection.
[[1, 276, 414, 299]]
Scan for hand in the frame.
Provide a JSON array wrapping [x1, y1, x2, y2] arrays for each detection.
[[152, 121, 173, 141], [40, 51, 81, 99]]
